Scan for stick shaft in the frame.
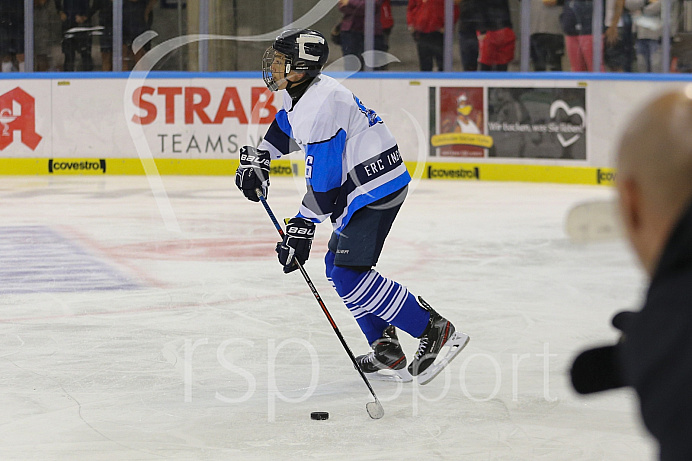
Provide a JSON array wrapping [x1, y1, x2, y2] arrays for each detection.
[[255, 189, 382, 406]]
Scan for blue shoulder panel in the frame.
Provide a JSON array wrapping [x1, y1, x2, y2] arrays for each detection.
[[274, 109, 293, 138]]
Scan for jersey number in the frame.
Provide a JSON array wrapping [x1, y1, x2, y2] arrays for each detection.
[[305, 155, 314, 179]]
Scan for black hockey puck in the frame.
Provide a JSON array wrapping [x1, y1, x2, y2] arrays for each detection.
[[310, 411, 329, 420]]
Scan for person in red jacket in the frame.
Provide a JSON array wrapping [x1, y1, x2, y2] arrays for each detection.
[[468, 0, 515, 71], [407, 0, 459, 71], [338, 0, 387, 70], [381, 0, 393, 52]]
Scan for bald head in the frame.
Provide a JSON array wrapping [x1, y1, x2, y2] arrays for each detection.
[[616, 87, 692, 275], [618, 89, 692, 216]]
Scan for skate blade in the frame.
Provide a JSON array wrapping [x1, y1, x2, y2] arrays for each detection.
[[367, 368, 413, 383], [416, 332, 470, 385]]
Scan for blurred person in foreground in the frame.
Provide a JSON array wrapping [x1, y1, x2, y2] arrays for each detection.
[[571, 88, 692, 460]]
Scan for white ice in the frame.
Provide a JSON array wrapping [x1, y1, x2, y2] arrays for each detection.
[[0, 176, 656, 460]]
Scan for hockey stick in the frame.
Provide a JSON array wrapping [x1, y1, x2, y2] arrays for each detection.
[[255, 189, 384, 420]]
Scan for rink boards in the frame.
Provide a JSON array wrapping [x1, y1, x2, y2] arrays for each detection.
[[0, 71, 689, 185], [0, 157, 617, 186]]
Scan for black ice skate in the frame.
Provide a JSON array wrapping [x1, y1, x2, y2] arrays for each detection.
[[356, 326, 412, 383], [408, 297, 470, 385]]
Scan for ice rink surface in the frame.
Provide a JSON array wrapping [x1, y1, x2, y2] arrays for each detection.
[[0, 175, 656, 460]]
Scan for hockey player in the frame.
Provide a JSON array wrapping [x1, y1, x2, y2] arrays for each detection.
[[235, 29, 469, 384]]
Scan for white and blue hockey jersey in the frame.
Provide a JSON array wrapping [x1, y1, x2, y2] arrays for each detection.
[[258, 74, 411, 234]]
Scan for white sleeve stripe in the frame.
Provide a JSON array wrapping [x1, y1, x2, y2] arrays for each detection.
[[258, 139, 285, 160], [297, 204, 329, 222]]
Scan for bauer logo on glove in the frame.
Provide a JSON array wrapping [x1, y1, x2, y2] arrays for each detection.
[[239, 152, 271, 168], [276, 217, 316, 273], [286, 225, 315, 236], [235, 146, 270, 202]]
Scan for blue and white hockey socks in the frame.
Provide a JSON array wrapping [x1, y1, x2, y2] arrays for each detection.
[[325, 252, 430, 344]]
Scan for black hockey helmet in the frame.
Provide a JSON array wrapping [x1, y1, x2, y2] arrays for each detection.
[[262, 29, 329, 91]]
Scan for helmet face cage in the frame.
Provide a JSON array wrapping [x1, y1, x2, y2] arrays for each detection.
[[262, 47, 291, 92]]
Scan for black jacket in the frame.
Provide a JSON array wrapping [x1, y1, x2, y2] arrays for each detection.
[[620, 200, 692, 460], [55, 0, 92, 22], [0, 0, 23, 26], [571, 199, 692, 459], [466, 0, 512, 33], [458, 0, 478, 35], [561, 0, 595, 36]]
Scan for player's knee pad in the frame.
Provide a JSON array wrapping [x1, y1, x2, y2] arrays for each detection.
[[329, 265, 369, 298]]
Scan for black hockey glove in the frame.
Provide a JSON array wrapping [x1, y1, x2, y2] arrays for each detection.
[[276, 217, 315, 273], [570, 345, 625, 394], [570, 310, 634, 395], [235, 146, 270, 202]]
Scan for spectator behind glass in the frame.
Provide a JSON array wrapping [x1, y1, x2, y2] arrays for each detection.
[[0, 0, 25, 72], [56, 0, 93, 71], [530, 0, 565, 71], [604, 0, 634, 72], [338, 0, 387, 71], [90, 0, 155, 71], [122, 0, 155, 70], [560, 0, 604, 71], [626, 0, 662, 72], [468, 0, 515, 71], [35, 0, 61, 72], [458, 0, 479, 71], [90, 0, 113, 70], [407, 0, 459, 72], [381, 0, 393, 53]]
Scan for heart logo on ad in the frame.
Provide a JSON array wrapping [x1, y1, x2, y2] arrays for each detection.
[[549, 100, 585, 148]]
